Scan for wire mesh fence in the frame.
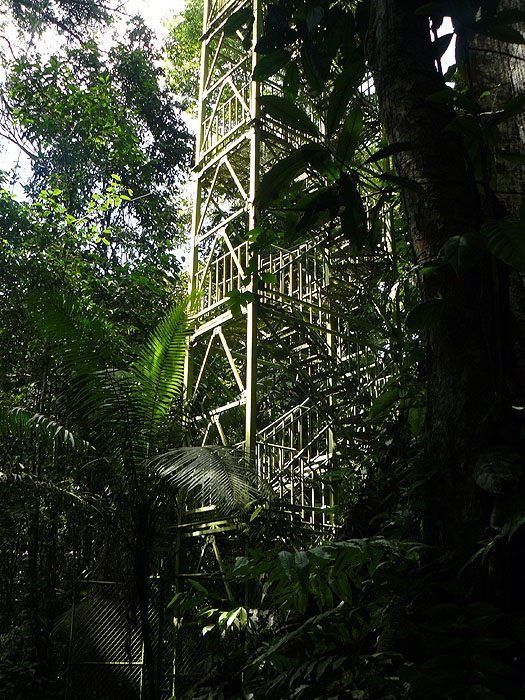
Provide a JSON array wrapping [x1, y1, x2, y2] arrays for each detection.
[[66, 579, 174, 700]]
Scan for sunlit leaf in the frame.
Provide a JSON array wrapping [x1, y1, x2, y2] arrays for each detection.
[[155, 446, 267, 512]]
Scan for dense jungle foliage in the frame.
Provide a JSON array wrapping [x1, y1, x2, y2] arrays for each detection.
[[1, 0, 525, 698]]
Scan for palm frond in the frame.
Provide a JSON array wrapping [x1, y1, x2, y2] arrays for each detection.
[[0, 405, 90, 450], [32, 294, 141, 461], [131, 301, 191, 431], [35, 291, 110, 378], [154, 446, 268, 513]]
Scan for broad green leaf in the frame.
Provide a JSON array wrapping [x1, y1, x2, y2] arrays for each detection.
[[335, 105, 363, 164], [482, 218, 525, 270], [315, 656, 333, 682], [260, 272, 277, 285], [255, 149, 308, 205], [249, 505, 263, 521], [223, 8, 253, 36], [408, 405, 426, 437], [294, 551, 310, 589], [260, 95, 320, 138], [488, 94, 525, 126], [338, 572, 353, 603], [167, 592, 185, 608], [238, 606, 248, 626], [278, 550, 294, 581], [233, 556, 250, 571], [364, 141, 412, 164], [301, 43, 324, 94], [444, 114, 483, 140], [432, 32, 454, 59], [179, 596, 201, 615], [405, 298, 446, 332], [473, 23, 525, 44], [338, 171, 367, 249], [188, 578, 209, 594], [255, 145, 325, 205], [443, 63, 457, 81], [471, 637, 513, 650], [508, 513, 525, 540], [293, 186, 339, 234], [283, 61, 299, 100], [427, 87, 480, 113], [226, 288, 255, 306], [252, 49, 291, 81], [226, 607, 241, 627], [368, 385, 402, 421], [440, 231, 486, 276], [306, 6, 324, 31], [309, 547, 334, 560], [474, 448, 521, 494], [325, 62, 365, 138]]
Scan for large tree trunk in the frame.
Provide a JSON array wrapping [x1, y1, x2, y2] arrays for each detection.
[[469, 1, 525, 400], [366, 0, 519, 565], [468, 0, 525, 219], [465, 0, 525, 608]]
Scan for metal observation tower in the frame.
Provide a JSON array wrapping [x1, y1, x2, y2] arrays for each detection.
[[182, 0, 343, 536], [67, 3, 385, 697]]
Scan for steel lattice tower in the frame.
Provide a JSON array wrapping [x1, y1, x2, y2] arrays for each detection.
[[183, 0, 343, 535]]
